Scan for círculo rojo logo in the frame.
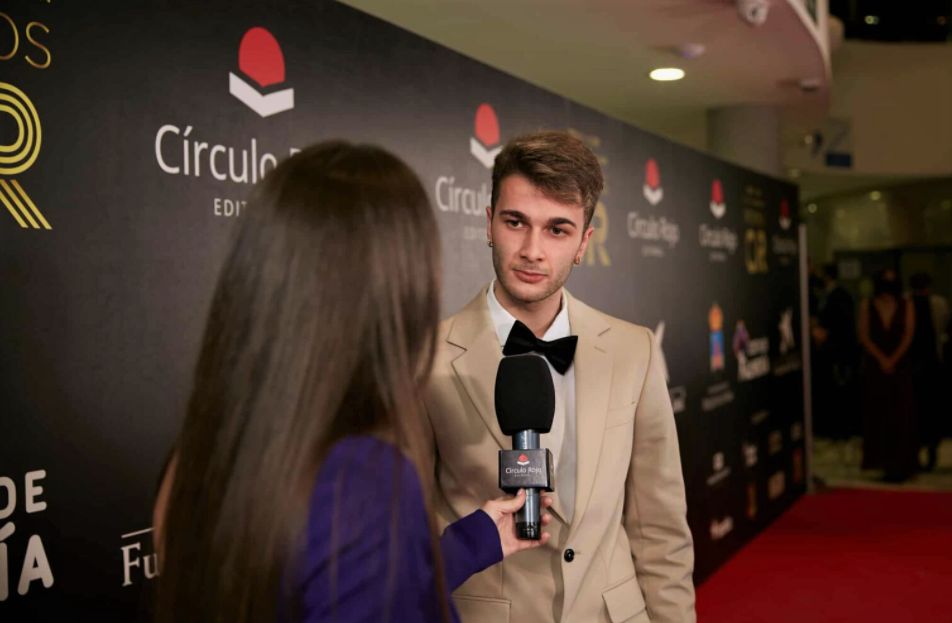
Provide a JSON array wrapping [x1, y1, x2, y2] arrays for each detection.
[[0, 81, 49, 230]]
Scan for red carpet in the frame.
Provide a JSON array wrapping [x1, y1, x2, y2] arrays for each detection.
[[697, 489, 952, 622]]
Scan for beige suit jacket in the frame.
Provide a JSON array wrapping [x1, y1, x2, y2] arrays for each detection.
[[422, 287, 696, 623]]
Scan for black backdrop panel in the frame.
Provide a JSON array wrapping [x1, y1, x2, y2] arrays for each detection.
[[0, 1, 803, 618]]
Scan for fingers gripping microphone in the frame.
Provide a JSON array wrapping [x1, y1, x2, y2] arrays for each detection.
[[495, 354, 555, 540]]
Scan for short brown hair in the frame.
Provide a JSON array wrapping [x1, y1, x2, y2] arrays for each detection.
[[491, 130, 604, 227]]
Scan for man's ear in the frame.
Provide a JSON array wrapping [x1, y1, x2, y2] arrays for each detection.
[[575, 225, 595, 262], [486, 205, 493, 243]]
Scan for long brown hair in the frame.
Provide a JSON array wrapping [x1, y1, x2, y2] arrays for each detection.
[[155, 142, 446, 622]]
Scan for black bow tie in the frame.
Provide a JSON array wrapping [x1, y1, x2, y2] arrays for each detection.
[[503, 320, 578, 374]]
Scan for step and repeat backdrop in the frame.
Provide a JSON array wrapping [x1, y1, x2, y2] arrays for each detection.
[[0, 0, 804, 618]]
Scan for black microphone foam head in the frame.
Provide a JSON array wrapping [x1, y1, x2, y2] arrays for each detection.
[[494, 354, 555, 435]]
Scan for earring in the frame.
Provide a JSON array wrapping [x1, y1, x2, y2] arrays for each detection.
[[487, 240, 494, 248]]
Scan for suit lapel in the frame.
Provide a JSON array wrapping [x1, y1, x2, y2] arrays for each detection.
[[447, 288, 509, 451], [566, 292, 612, 540]]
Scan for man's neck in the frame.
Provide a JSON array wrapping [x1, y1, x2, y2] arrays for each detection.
[[493, 281, 562, 338]]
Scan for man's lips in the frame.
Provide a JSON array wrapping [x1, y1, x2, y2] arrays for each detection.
[[513, 268, 546, 284]]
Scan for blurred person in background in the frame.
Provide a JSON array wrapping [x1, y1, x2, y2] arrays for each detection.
[[858, 268, 917, 483], [812, 263, 860, 453], [909, 272, 950, 471]]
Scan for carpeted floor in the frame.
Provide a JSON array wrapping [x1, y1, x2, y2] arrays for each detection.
[[697, 488, 952, 622]]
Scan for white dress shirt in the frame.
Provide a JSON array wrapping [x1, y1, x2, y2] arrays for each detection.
[[487, 281, 577, 523]]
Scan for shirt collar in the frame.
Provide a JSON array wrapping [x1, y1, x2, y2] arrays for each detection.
[[487, 279, 571, 348]]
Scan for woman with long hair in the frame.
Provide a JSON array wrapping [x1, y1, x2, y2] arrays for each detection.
[[153, 141, 549, 622], [858, 267, 917, 482]]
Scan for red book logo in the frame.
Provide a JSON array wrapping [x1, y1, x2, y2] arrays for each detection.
[[643, 158, 663, 206], [229, 27, 295, 117], [779, 198, 792, 230], [516, 453, 530, 466], [470, 103, 502, 168], [710, 179, 726, 219]]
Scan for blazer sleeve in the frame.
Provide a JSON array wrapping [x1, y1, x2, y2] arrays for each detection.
[[622, 328, 697, 623]]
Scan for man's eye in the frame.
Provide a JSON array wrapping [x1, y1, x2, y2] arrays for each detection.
[[551, 227, 566, 236], [505, 219, 523, 228]]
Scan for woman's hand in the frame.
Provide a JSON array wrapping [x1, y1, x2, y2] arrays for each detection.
[[481, 489, 553, 557]]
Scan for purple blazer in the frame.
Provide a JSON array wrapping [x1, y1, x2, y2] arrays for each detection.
[[292, 436, 502, 622]]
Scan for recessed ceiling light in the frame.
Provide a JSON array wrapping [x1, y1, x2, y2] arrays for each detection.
[[808, 203, 818, 214], [649, 67, 685, 82], [864, 15, 879, 25], [869, 190, 882, 200]]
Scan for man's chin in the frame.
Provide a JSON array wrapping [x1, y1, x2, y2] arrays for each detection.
[[500, 276, 555, 305]]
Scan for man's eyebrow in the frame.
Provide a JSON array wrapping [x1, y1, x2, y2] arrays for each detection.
[[546, 217, 578, 228], [498, 209, 528, 220]]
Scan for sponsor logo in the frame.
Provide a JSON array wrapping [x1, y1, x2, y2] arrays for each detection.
[[229, 27, 294, 117], [153, 26, 303, 218], [768, 471, 786, 500], [746, 482, 758, 519], [707, 452, 732, 486], [710, 179, 726, 219], [733, 320, 770, 381], [643, 158, 663, 205], [0, 82, 49, 230], [743, 185, 768, 274], [709, 304, 725, 372], [628, 158, 680, 258], [699, 179, 737, 262], [432, 103, 499, 242], [120, 527, 159, 587], [772, 198, 798, 265], [779, 198, 792, 230], [704, 304, 735, 411], [773, 307, 802, 376], [792, 448, 804, 484], [583, 200, 612, 267], [743, 442, 759, 468], [710, 516, 734, 540], [0, 470, 54, 601], [516, 453, 530, 466], [470, 103, 501, 168]]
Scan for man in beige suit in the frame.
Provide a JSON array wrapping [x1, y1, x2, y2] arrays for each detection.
[[423, 131, 695, 622]]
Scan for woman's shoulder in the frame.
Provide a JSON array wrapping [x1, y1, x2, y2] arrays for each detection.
[[309, 435, 424, 524]]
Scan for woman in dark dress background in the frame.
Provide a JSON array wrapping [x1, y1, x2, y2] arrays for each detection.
[[858, 268, 918, 482], [152, 142, 550, 623]]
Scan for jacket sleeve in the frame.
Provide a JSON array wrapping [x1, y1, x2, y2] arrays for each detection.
[[622, 327, 696, 622]]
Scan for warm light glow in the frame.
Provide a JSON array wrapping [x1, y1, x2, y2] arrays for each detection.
[[869, 191, 882, 201], [864, 15, 879, 25], [808, 203, 818, 214], [649, 67, 685, 82]]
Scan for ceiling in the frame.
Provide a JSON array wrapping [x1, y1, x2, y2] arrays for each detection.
[[340, 0, 831, 134]]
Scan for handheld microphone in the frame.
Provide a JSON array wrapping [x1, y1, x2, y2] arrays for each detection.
[[495, 353, 555, 540]]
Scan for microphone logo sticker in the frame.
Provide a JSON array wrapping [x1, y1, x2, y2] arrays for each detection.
[[470, 103, 502, 168], [517, 454, 530, 466], [229, 27, 295, 117]]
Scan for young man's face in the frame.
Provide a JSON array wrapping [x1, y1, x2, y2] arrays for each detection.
[[487, 174, 593, 308]]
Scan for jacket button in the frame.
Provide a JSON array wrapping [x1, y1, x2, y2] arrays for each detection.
[[563, 548, 575, 563]]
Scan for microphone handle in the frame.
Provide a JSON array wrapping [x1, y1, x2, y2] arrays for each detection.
[[513, 430, 542, 540]]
